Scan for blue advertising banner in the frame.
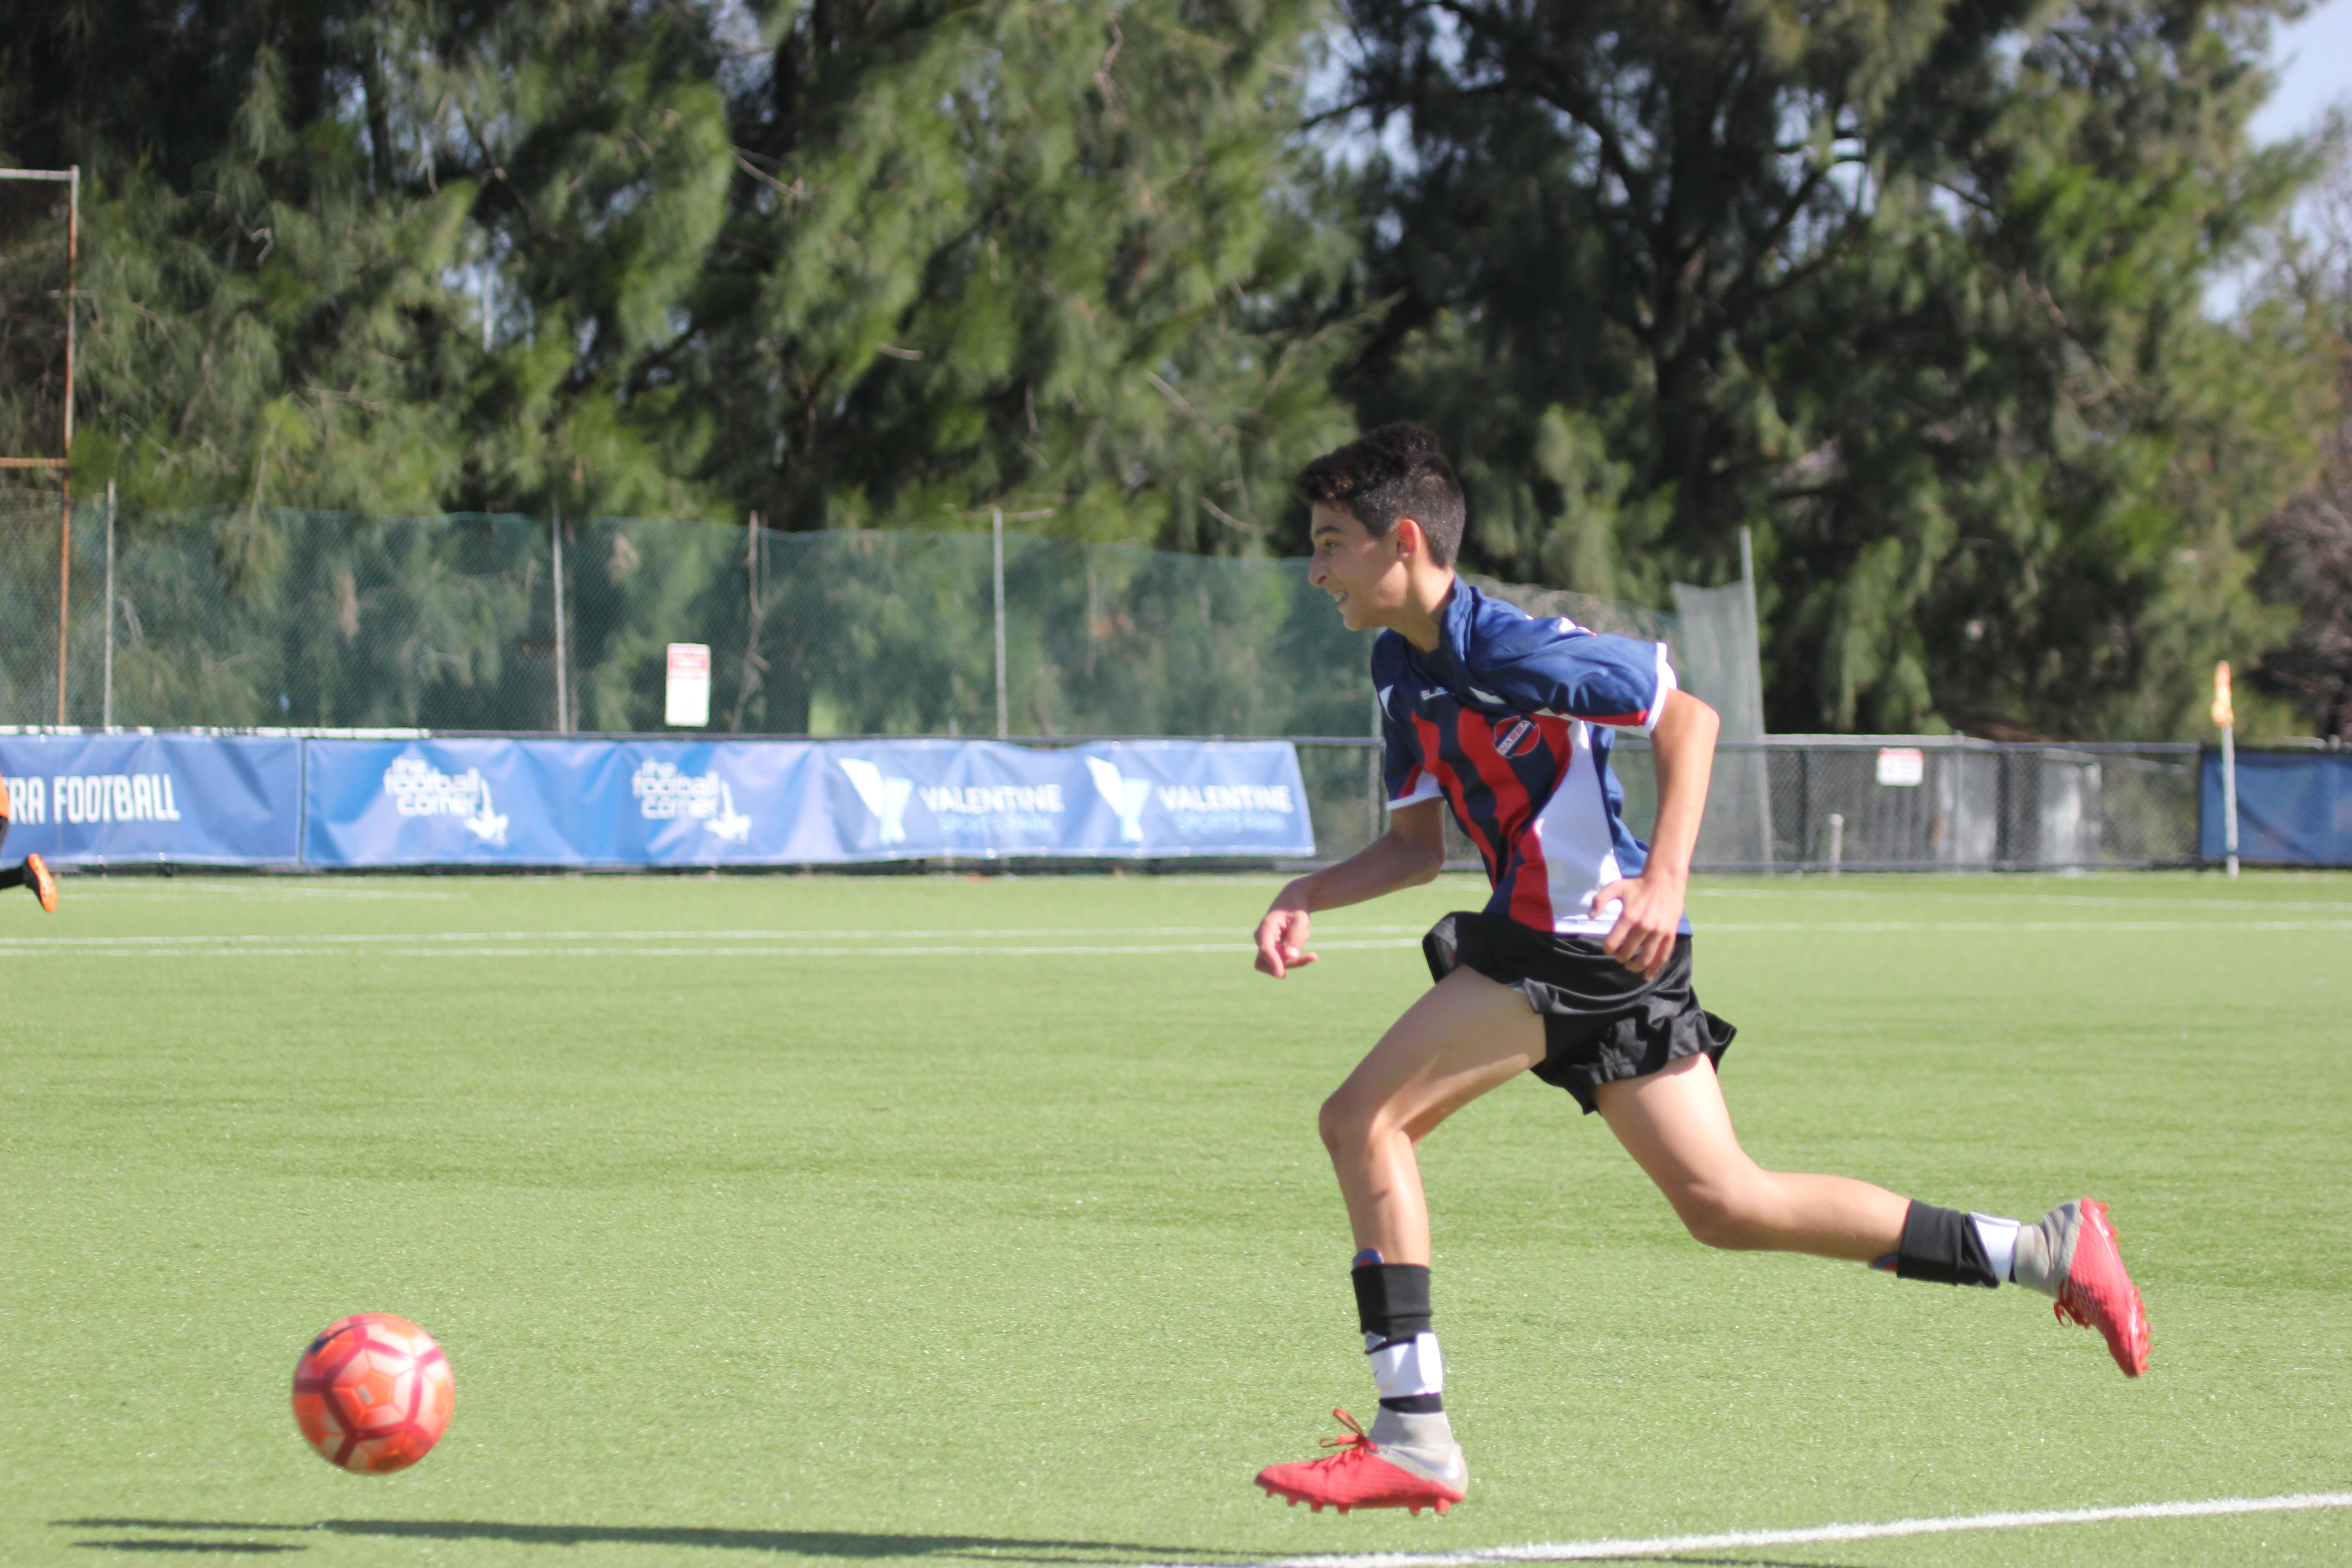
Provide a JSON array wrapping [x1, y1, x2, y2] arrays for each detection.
[[303, 738, 838, 867], [816, 740, 1314, 861], [0, 732, 302, 865], [2202, 748, 2352, 867], [300, 736, 1313, 867], [306, 738, 616, 867]]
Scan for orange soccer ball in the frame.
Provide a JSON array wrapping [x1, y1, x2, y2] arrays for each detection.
[[290, 1313, 455, 1474]]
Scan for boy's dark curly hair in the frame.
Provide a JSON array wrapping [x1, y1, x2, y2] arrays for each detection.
[[1295, 423, 1465, 568]]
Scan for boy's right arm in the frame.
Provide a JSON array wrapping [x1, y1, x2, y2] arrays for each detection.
[[1254, 799, 1447, 978]]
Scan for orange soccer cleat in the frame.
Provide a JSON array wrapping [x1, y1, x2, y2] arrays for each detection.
[[2052, 1197, 2150, 1377], [1255, 1408, 1467, 1516], [24, 852, 56, 913]]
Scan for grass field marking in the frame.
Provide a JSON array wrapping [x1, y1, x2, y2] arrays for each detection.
[[1174, 1490, 2352, 1568], [0, 925, 1435, 947], [49, 882, 463, 900], [6, 919, 2352, 960], [1699, 919, 2352, 933], [0, 938, 1425, 959], [4, 917, 2347, 956], [1691, 888, 2352, 911]]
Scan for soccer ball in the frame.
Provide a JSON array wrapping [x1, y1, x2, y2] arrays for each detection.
[[290, 1313, 455, 1474]]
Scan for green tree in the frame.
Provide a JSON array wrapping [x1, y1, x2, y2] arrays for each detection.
[[686, 0, 1359, 552], [1328, 0, 2332, 736], [2250, 140, 2352, 740], [0, 0, 1370, 731], [1, 5, 481, 524], [0, 0, 1359, 546]]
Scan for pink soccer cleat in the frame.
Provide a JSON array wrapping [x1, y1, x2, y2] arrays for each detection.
[[1255, 1408, 1467, 1516], [2051, 1198, 2150, 1377]]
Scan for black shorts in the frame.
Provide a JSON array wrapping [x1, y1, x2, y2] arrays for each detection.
[[1422, 910, 1736, 1115]]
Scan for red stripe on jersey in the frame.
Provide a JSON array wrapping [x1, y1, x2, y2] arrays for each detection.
[[1451, 710, 1549, 923], [1500, 716, 1575, 927], [1585, 710, 1650, 728], [1411, 712, 1500, 877]]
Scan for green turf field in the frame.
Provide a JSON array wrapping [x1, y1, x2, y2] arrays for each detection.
[[4, 869, 2349, 1566]]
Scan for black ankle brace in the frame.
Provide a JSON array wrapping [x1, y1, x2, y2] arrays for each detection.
[[1894, 1202, 2000, 1288], [1352, 1261, 1432, 1344]]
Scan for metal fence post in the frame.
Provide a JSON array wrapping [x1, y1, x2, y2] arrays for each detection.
[[1798, 748, 1811, 866], [55, 166, 78, 727], [552, 508, 568, 734], [1739, 525, 1773, 868], [993, 506, 1008, 738], [101, 478, 114, 729], [2220, 723, 2239, 878]]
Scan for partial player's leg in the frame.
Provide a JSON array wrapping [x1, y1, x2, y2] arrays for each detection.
[[1597, 1052, 1907, 1259], [1257, 965, 1542, 1515], [1597, 1053, 2149, 1375], [0, 780, 59, 912], [0, 852, 59, 911], [1318, 963, 1547, 1264]]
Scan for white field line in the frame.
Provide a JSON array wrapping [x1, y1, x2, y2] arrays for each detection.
[[0, 917, 2347, 957], [50, 881, 2352, 915], [0, 939, 1421, 959], [1161, 1490, 2352, 1568], [1690, 889, 2352, 912], [0, 925, 1430, 946], [1697, 918, 2352, 933]]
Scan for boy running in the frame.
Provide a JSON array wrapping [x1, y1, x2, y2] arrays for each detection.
[[1250, 425, 2146, 1518], [0, 777, 59, 911]]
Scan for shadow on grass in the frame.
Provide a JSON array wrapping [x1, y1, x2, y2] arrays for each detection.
[[67, 1543, 305, 1556], [60, 1522, 1871, 1567], [61, 1519, 1240, 1563]]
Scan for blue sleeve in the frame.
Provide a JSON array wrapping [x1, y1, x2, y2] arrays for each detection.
[[1372, 637, 1443, 808], [1467, 616, 1677, 733]]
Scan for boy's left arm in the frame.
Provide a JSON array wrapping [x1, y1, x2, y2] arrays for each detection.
[[1593, 688, 1718, 977]]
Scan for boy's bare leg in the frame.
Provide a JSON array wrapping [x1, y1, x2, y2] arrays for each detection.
[[1597, 1051, 2149, 1374], [1319, 965, 1546, 1265], [1597, 1053, 1906, 1261], [1256, 965, 1535, 1514]]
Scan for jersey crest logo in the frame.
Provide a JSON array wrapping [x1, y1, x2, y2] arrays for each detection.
[[1492, 717, 1542, 758]]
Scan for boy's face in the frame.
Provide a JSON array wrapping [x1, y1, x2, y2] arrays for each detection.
[[1308, 503, 1412, 632]]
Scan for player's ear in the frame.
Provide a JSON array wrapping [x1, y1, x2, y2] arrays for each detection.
[[1391, 516, 1424, 560]]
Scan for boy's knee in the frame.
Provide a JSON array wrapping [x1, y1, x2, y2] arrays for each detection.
[[1318, 1090, 1365, 1155], [1318, 1088, 1397, 1158], [1674, 1187, 1770, 1251]]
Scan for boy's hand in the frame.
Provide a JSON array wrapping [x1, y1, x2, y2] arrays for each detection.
[[1255, 902, 1318, 978], [1592, 867, 1685, 978]]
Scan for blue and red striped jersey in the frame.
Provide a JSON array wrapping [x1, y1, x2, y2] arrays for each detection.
[[1376, 583, 1680, 936]]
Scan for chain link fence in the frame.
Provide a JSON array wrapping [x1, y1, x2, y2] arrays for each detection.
[[0, 497, 1663, 739], [1294, 737, 2200, 872], [2, 497, 2205, 870]]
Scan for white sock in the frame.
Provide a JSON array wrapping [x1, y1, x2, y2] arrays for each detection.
[[1367, 1331, 1445, 1402], [1971, 1214, 2021, 1284]]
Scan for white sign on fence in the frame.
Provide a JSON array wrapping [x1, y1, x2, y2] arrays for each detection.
[[665, 643, 711, 727], [1876, 746, 1925, 787]]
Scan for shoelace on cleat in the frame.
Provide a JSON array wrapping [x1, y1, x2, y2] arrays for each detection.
[[1303, 1407, 1375, 1468]]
